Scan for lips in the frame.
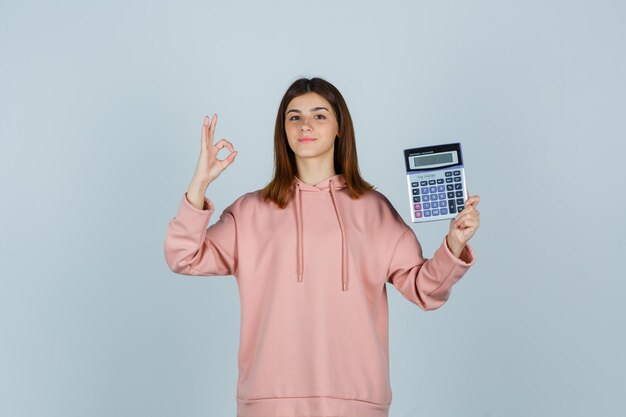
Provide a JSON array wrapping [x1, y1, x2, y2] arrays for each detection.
[[298, 137, 317, 143]]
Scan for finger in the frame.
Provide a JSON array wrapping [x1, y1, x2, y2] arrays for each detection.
[[451, 215, 467, 231], [466, 195, 480, 207], [462, 211, 480, 226], [201, 115, 209, 150], [462, 212, 481, 227], [462, 199, 478, 211], [459, 205, 479, 219], [214, 138, 235, 153], [454, 206, 476, 221], [219, 150, 238, 169], [454, 223, 474, 235], [452, 210, 478, 229], [465, 195, 480, 207], [453, 217, 471, 231], [207, 113, 217, 151], [459, 217, 479, 229]]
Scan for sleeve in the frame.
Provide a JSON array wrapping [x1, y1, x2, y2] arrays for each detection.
[[163, 193, 238, 277], [386, 228, 475, 311]]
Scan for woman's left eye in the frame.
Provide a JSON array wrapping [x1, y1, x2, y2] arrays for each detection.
[[314, 114, 326, 120]]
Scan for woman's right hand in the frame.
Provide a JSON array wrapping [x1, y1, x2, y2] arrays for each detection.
[[185, 114, 237, 210], [191, 114, 238, 186]]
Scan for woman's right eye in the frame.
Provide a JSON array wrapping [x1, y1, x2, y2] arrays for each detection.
[[288, 116, 300, 121]]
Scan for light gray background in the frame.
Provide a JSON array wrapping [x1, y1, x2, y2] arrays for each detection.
[[1, 1, 624, 416]]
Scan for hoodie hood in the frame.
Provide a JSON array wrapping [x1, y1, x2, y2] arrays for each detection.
[[292, 174, 350, 291]]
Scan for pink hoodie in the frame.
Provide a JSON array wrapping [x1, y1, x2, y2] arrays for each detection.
[[164, 174, 475, 417]]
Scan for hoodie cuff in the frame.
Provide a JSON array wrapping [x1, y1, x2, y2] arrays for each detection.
[[183, 192, 214, 212], [172, 193, 216, 230], [440, 236, 476, 267]]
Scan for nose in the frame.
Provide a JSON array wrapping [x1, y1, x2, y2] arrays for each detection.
[[300, 116, 313, 132]]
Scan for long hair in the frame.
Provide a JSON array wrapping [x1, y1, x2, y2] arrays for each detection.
[[261, 77, 375, 208]]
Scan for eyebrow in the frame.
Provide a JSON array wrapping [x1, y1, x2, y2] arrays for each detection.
[[286, 106, 330, 114]]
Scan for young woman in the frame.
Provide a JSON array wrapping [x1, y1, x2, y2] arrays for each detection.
[[164, 77, 480, 417]]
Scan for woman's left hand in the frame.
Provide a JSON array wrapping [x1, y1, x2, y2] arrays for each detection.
[[446, 195, 481, 258]]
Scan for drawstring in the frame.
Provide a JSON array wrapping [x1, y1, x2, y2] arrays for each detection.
[[329, 179, 348, 291], [293, 178, 348, 291], [295, 182, 304, 282]]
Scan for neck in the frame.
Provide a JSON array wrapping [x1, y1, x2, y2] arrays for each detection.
[[295, 158, 336, 185]]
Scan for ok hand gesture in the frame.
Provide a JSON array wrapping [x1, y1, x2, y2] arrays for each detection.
[[191, 114, 238, 186]]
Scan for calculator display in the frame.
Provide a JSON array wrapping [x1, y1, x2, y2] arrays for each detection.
[[404, 143, 467, 223], [410, 151, 458, 169]]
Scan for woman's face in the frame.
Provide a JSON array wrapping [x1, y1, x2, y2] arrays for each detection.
[[284, 92, 339, 163]]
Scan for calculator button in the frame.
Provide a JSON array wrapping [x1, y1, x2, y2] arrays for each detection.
[[423, 202, 431, 209], [412, 189, 419, 195], [458, 206, 465, 212], [421, 187, 429, 194], [445, 172, 452, 177], [412, 182, 419, 187], [428, 180, 436, 185], [415, 211, 423, 218], [441, 208, 448, 215], [429, 186, 437, 193], [438, 193, 446, 200], [456, 191, 463, 198], [449, 201, 457, 213], [445, 178, 453, 183], [455, 183, 463, 190], [437, 185, 445, 192], [454, 177, 461, 182], [432, 209, 440, 216], [439, 201, 447, 208], [424, 210, 431, 217], [420, 181, 428, 186], [422, 195, 430, 202], [447, 192, 455, 199], [453, 170, 461, 176], [446, 184, 453, 191], [431, 194, 438, 201], [414, 203, 422, 210], [413, 196, 420, 203], [437, 179, 444, 184], [456, 198, 464, 205]]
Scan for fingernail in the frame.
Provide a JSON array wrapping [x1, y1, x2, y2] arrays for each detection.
[[204, 116, 209, 124]]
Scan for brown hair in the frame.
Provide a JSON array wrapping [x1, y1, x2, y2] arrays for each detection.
[[261, 77, 375, 208]]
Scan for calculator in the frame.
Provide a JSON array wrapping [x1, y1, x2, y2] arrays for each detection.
[[404, 143, 468, 223]]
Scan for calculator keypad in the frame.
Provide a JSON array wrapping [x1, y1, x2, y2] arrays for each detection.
[[410, 169, 465, 221]]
